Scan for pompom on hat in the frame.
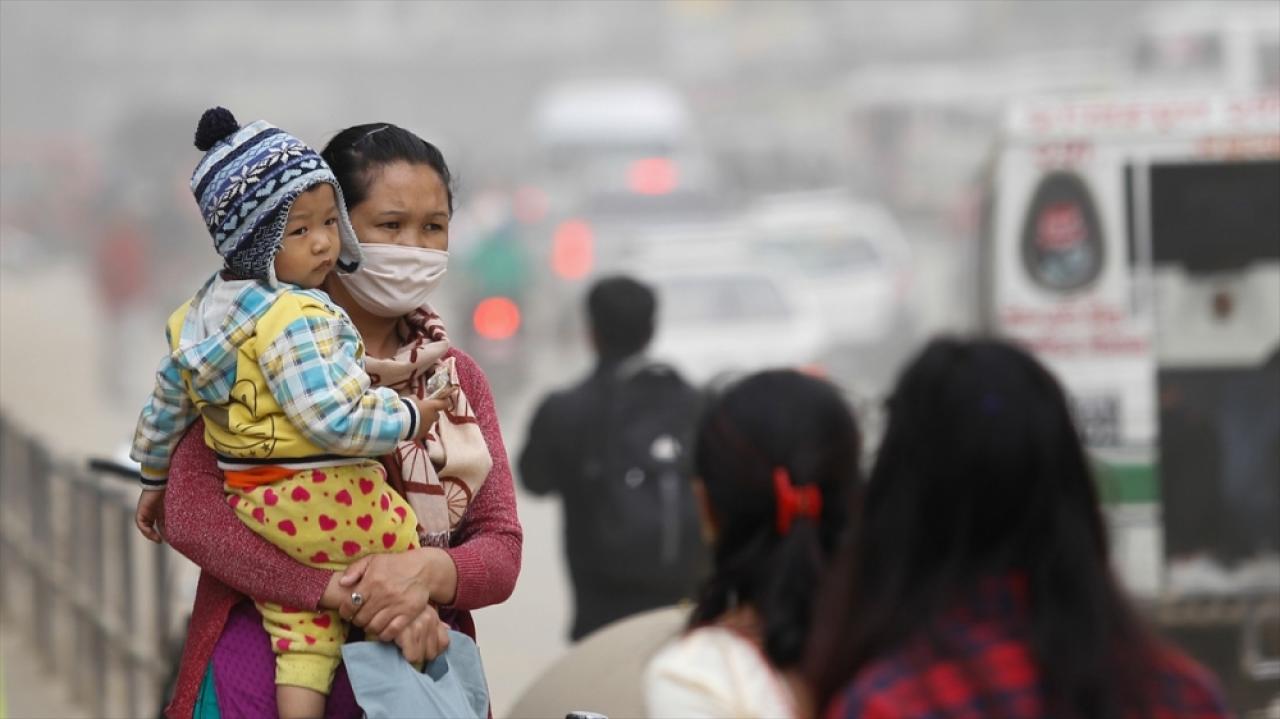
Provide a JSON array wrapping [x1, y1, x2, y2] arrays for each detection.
[[189, 107, 362, 285]]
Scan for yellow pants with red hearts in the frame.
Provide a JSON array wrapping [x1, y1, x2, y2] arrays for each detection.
[[225, 460, 420, 693]]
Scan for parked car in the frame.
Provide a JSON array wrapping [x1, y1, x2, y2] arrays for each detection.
[[636, 261, 829, 387], [743, 190, 916, 346]]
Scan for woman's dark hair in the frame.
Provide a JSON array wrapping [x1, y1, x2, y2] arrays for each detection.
[[807, 337, 1159, 718], [321, 123, 453, 213], [587, 276, 655, 360], [691, 369, 860, 668]]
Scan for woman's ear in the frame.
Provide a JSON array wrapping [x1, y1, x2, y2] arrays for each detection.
[[692, 478, 718, 545]]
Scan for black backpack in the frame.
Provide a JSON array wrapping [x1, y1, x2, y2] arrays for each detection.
[[578, 360, 708, 591]]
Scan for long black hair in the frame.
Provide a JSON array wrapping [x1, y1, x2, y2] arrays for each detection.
[[320, 123, 454, 213], [691, 369, 861, 668], [807, 337, 1159, 718]]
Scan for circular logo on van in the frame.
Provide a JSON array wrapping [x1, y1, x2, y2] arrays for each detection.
[[1021, 172, 1104, 292]]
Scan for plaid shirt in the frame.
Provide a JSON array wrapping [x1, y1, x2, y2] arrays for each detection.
[[826, 576, 1230, 719], [131, 278, 415, 488]]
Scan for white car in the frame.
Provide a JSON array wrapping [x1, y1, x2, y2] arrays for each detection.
[[637, 263, 830, 387], [743, 191, 915, 347]]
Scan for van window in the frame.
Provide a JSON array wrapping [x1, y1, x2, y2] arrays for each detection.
[[1150, 160, 1280, 272]]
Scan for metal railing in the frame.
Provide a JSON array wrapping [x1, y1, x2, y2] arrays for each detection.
[[0, 413, 179, 718]]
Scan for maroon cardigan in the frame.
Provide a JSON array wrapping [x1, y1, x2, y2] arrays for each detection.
[[163, 348, 522, 718]]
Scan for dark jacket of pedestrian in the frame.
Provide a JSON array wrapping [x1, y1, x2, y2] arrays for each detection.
[[519, 276, 705, 640]]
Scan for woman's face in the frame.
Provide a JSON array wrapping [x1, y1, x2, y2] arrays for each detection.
[[347, 161, 450, 251]]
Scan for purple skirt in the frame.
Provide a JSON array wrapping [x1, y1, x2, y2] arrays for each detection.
[[207, 600, 361, 719]]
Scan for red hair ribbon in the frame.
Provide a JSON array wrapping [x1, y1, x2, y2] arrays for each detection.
[[773, 467, 822, 535]]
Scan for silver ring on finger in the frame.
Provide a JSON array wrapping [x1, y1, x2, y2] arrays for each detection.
[[350, 591, 364, 608]]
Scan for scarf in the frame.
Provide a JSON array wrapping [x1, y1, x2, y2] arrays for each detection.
[[363, 307, 492, 547]]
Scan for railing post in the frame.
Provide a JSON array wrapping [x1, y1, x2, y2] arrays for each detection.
[[89, 475, 107, 717], [155, 535, 171, 664], [120, 497, 139, 717], [154, 531, 174, 719], [0, 415, 17, 621], [28, 438, 53, 672], [71, 471, 93, 708]]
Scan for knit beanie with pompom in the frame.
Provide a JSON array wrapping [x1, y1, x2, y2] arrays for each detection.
[[189, 107, 362, 285]]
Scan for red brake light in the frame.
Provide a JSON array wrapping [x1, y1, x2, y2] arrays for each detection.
[[628, 157, 678, 196], [551, 219, 594, 280], [473, 297, 521, 340]]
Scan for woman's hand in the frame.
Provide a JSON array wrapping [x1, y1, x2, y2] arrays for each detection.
[[337, 548, 458, 639], [395, 604, 451, 664]]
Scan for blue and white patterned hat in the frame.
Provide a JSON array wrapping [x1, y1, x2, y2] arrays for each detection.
[[189, 107, 362, 285]]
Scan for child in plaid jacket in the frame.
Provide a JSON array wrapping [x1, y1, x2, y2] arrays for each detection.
[[129, 108, 445, 719]]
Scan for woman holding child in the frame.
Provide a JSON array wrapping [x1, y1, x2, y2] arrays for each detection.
[[155, 116, 522, 718]]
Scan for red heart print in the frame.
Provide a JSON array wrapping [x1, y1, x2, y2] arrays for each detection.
[[305, 635, 317, 645], [291, 486, 310, 502], [311, 470, 326, 483], [310, 552, 329, 564], [382, 532, 397, 549], [356, 515, 373, 531], [380, 494, 390, 511], [359, 478, 375, 495], [252, 507, 266, 524], [318, 515, 338, 531], [264, 489, 279, 506], [227, 495, 240, 509], [335, 489, 353, 506], [278, 520, 297, 537], [313, 614, 332, 628], [342, 541, 361, 557], [276, 638, 291, 651], [394, 506, 407, 520]]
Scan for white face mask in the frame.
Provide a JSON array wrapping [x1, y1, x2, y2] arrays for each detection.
[[335, 243, 448, 318]]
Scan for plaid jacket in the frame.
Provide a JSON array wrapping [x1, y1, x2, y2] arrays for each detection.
[[130, 276, 417, 488], [826, 577, 1230, 719]]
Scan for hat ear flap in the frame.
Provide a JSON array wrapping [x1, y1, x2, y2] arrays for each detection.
[[331, 182, 363, 273], [264, 259, 281, 288]]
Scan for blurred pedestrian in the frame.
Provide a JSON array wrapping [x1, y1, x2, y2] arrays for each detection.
[[93, 207, 149, 401], [644, 369, 860, 719], [519, 276, 707, 640], [160, 121, 522, 719], [806, 337, 1229, 719]]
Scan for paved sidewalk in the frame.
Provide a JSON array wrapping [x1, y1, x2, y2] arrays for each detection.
[[1, 622, 88, 719]]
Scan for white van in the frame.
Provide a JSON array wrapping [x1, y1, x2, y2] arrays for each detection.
[[980, 91, 1280, 708], [529, 79, 718, 210]]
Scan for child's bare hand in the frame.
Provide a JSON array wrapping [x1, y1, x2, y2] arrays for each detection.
[[135, 489, 166, 543], [410, 389, 458, 441]]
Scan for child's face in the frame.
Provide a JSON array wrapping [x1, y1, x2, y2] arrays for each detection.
[[275, 183, 342, 288]]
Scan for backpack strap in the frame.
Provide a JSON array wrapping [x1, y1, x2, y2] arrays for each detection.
[[614, 356, 685, 385]]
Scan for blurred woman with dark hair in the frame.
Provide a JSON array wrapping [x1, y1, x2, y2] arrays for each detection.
[[807, 338, 1228, 719], [645, 369, 861, 718]]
